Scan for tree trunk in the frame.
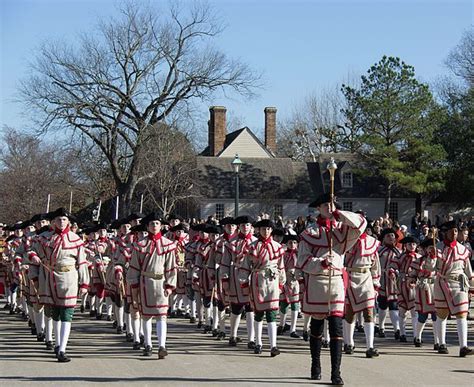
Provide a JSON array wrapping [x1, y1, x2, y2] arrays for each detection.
[[384, 182, 392, 216], [415, 193, 423, 215]]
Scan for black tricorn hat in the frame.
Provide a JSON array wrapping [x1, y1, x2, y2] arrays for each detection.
[[203, 224, 221, 234], [170, 224, 186, 232], [420, 238, 439, 248], [50, 207, 76, 222], [254, 219, 275, 229], [168, 213, 183, 222], [282, 234, 299, 244], [141, 212, 163, 225], [131, 223, 147, 233], [440, 221, 457, 231], [127, 212, 145, 222], [235, 215, 254, 225], [400, 236, 419, 244], [220, 217, 236, 225], [380, 228, 397, 240], [30, 213, 49, 223], [309, 193, 342, 209]]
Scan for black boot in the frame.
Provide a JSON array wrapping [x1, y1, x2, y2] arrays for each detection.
[[310, 336, 322, 380], [330, 339, 344, 385]]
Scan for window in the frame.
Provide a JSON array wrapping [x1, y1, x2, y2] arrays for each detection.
[[343, 202, 353, 211], [389, 202, 398, 221], [274, 204, 283, 219], [342, 172, 353, 188], [215, 204, 224, 220]]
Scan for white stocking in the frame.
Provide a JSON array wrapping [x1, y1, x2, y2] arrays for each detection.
[[58, 321, 71, 353]]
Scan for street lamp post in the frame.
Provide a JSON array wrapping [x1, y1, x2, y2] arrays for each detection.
[[231, 154, 242, 217]]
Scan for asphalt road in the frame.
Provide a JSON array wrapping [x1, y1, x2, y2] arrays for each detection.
[[0, 300, 472, 386]]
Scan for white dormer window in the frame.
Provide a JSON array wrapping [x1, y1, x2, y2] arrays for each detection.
[[342, 171, 353, 188]]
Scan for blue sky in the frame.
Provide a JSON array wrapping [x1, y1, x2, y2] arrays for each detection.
[[1, 0, 472, 144]]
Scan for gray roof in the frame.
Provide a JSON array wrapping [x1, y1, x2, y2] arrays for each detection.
[[196, 157, 318, 201]]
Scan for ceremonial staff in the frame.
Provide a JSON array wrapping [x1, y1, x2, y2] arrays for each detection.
[[326, 157, 338, 311]]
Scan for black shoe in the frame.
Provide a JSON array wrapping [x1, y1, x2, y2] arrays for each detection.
[[80, 305, 85, 313], [212, 329, 219, 337], [170, 311, 177, 318], [140, 335, 145, 345], [116, 326, 124, 334], [112, 320, 117, 328], [31, 326, 37, 336], [374, 325, 380, 334], [9, 308, 14, 315], [229, 337, 237, 346], [311, 371, 322, 380], [57, 351, 71, 363], [331, 376, 344, 385], [438, 344, 449, 354], [202, 325, 212, 333], [3, 303, 10, 310], [290, 331, 300, 338], [28, 319, 32, 327], [414, 338, 422, 347], [303, 330, 309, 342], [89, 310, 97, 317], [37, 333, 45, 342], [54, 346, 60, 355], [366, 348, 379, 358], [133, 341, 141, 350], [270, 347, 280, 357], [184, 312, 191, 319], [217, 331, 226, 340], [459, 346, 473, 357], [143, 345, 153, 357], [322, 339, 329, 348], [356, 324, 364, 333], [190, 317, 196, 324], [344, 344, 354, 355], [85, 301, 91, 310], [197, 321, 203, 329], [247, 341, 256, 350], [158, 346, 168, 359], [236, 336, 242, 343], [96, 313, 103, 320], [283, 323, 290, 332], [45, 341, 54, 350], [433, 343, 440, 351], [277, 325, 284, 336], [126, 333, 133, 342], [378, 329, 386, 338], [254, 345, 262, 354], [394, 330, 400, 340], [399, 335, 407, 343], [107, 315, 112, 322]]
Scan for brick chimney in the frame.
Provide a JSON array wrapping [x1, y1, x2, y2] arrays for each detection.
[[208, 106, 227, 156], [264, 107, 277, 153]]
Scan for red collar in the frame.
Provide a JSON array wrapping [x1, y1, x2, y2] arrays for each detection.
[[148, 232, 162, 242], [201, 238, 210, 244], [359, 233, 367, 240], [443, 240, 456, 248], [98, 237, 107, 242], [239, 232, 253, 240], [259, 236, 273, 244], [54, 226, 70, 236], [224, 232, 236, 241], [316, 216, 336, 229]]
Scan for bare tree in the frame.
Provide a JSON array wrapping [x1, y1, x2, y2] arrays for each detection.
[[444, 27, 473, 87], [0, 128, 91, 223], [20, 1, 260, 215], [138, 123, 197, 217]]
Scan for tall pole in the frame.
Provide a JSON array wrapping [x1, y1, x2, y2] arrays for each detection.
[[234, 172, 239, 217], [46, 194, 51, 213], [326, 157, 338, 311], [69, 191, 73, 212], [115, 196, 120, 220], [96, 200, 102, 222], [139, 194, 144, 214]]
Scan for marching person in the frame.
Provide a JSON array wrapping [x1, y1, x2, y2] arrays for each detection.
[[297, 193, 366, 385], [278, 234, 301, 338], [127, 212, 177, 359], [240, 219, 285, 356], [377, 228, 401, 339], [343, 221, 381, 358], [221, 215, 257, 348], [410, 237, 439, 349], [392, 236, 420, 343], [434, 221, 474, 357], [43, 208, 90, 362]]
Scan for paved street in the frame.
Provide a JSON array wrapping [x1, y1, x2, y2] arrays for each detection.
[[0, 300, 472, 386]]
